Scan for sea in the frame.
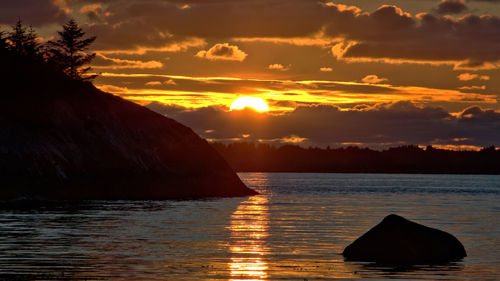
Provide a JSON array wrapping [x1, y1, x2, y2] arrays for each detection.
[[0, 173, 499, 280]]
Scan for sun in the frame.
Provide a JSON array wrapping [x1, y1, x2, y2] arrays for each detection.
[[230, 97, 270, 112]]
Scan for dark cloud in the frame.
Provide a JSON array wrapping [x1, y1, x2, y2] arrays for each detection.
[[322, 4, 500, 69], [86, 19, 193, 50], [5, 0, 500, 68], [146, 101, 500, 148], [436, 0, 468, 15], [458, 105, 500, 122], [146, 102, 186, 115], [0, 0, 67, 26], [98, 0, 326, 38], [84, 1, 500, 68], [77, 0, 328, 51], [79, 3, 105, 21]]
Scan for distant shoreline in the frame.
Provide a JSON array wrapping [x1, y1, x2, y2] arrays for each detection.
[[213, 142, 500, 175], [236, 171, 500, 175]]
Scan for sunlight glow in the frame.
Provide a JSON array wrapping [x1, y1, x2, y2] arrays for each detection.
[[230, 97, 270, 112], [97, 73, 497, 112]]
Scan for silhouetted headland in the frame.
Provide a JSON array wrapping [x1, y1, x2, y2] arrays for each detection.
[[212, 142, 500, 174], [0, 47, 256, 200], [343, 214, 467, 264]]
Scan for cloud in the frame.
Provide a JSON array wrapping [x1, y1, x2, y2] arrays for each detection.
[[195, 43, 247, 61], [112, 0, 329, 38], [324, 3, 364, 15], [458, 105, 500, 121], [146, 101, 500, 148], [145, 79, 177, 86], [435, 0, 468, 15], [93, 54, 163, 69], [233, 31, 340, 47], [281, 135, 308, 143], [78, 8, 208, 53], [268, 64, 291, 71], [362, 75, 388, 84], [97, 38, 206, 55], [320, 4, 500, 69], [458, 85, 486, 90], [80, 4, 102, 14], [98, 84, 129, 94], [457, 73, 490, 81], [95, 72, 497, 109], [320, 67, 333, 72], [8, 0, 500, 69], [0, 0, 67, 26], [79, 3, 112, 20], [164, 79, 177, 85]]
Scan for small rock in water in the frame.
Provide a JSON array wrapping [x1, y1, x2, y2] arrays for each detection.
[[343, 214, 466, 264]]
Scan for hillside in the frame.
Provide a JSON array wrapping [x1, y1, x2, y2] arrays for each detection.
[[0, 53, 256, 200]]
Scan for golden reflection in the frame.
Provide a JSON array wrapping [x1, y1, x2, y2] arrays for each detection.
[[229, 195, 269, 281]]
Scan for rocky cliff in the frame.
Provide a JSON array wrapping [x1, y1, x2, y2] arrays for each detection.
[[0, 54, 256, 200]]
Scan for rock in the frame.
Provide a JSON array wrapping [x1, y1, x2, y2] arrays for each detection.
[[0, 53, 257, 200], [343, 214, 467, 264]]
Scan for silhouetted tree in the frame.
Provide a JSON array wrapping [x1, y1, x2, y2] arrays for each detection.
[[480, 145, 496, 152], [46, 19, 97, 80], [8, 20, 39, 56]]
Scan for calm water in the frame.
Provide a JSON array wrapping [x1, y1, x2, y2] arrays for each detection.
[[0, 173, 499, 280]]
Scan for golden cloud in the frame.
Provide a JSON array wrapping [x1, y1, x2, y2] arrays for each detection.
[[268, 64, 291, 71], [362, 75, 388, 84], [458, 85, 486, 90], [145, 81, 162, 86], [196, 43, 247, 61], [457, 73, 490, 81], [94, 54, 163, 69], [97, 37, 206, 55], [80, 3, 102, 14], [145, 79, 177, 86], [233, 31, 341, 47]]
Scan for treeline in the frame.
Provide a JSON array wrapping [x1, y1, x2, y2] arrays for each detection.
[[211, 142, 500, 174], [0, 19, 96, 81]]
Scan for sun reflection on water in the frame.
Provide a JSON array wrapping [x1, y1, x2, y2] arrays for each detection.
[[229, 195, 269, 281]]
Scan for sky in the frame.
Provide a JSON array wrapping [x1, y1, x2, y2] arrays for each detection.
[[2, 0, 500, 149]]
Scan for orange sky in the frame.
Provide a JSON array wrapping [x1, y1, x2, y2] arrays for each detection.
[[2, 0, 500, 149]]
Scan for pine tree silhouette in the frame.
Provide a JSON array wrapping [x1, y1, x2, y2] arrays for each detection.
[[46, 19, 97, 81], [8, 20, 39, 57]]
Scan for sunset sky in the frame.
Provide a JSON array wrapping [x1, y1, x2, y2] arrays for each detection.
[[2, 0, 500, 149]]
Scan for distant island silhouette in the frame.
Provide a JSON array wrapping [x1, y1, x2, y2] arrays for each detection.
[[212, 142, 500, 174], [0, 20, 256, 200]]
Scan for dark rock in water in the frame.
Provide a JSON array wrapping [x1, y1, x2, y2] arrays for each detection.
[[0, 54, 257, 200], [343, 214, 466, 264]]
